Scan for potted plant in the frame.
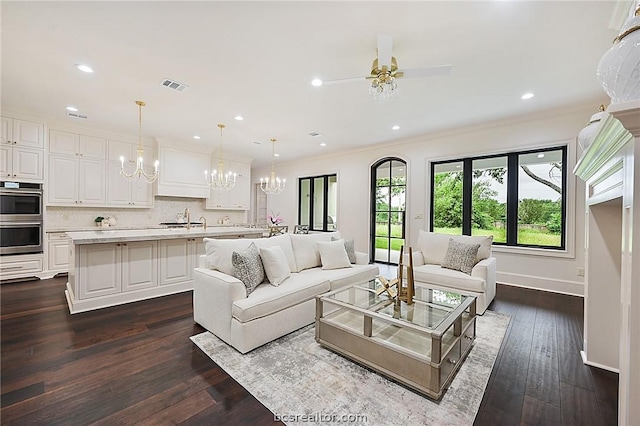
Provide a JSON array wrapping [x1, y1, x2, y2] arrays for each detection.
[[94, 216, 105, 227]]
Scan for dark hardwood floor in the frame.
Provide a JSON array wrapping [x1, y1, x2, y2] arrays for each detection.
[[475, 284, 618, 426], [1, 276, 617, 425]]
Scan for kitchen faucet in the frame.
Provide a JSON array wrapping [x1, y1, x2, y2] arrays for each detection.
[[199, 216, 207, 229], [184, 208, 191, 229]]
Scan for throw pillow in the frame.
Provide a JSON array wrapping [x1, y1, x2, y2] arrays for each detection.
[[316, 239, 352, 270], [332, 236, 356, 263], [260, 245, 291, 286], [289, 232, 341, 271], [231, 243, 265, 296], [441, 238, 481, 275]]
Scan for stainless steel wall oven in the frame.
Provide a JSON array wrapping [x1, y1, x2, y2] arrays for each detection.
[[0, 182, 43, 255]]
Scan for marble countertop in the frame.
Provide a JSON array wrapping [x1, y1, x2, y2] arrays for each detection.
[[65, 226, 266, 244]]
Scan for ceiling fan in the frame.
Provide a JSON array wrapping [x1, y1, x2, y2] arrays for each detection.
[[316, 34, 452, 99]]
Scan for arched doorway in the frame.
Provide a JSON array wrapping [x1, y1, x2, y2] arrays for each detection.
[[370, 158, 407, 264]]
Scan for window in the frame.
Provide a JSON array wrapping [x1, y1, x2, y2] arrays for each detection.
[[298, 174, 337, 232], [431, 146, 566, 249], [371, 158, 407, 264]]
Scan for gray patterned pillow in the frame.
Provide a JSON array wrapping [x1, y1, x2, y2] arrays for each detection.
[[232, 242, 265, 296], [441, 238, 481, 275], [332, 236, 356, 263]]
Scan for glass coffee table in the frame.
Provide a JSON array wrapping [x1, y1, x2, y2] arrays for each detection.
[[315, 278, 477, 400]]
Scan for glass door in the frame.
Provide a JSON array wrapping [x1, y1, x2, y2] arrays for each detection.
[[371, 158, 406, 264]]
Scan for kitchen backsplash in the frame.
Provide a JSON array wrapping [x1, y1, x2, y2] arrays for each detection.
[[46, 196, 248, 230]]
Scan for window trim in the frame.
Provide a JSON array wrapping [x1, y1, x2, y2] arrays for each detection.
[[429, 145, 568, 250]]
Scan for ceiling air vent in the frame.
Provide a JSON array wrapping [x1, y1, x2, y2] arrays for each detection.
[[161, 78, 189, 91], [66, 111, 87, 119]]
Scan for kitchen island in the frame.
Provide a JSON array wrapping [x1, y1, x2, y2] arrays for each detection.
[[65, 226, 264, 313]]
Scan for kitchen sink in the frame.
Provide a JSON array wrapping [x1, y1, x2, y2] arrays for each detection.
[[159, 222, 204, 228]]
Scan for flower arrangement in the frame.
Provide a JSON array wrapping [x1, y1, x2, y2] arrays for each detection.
[[94, 216, 117, 227], [268, 211, 283, 225]]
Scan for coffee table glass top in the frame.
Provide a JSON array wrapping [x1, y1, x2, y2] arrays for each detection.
[[324, 278, 471, 331]]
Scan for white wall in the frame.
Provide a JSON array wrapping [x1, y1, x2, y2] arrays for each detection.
[[252, 101, 607, 296]]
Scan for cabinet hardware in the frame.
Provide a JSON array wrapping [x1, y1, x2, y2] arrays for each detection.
[[447, 358, 457, 365]]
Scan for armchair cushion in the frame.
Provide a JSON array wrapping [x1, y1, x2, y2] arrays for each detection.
[[441, 238, 481, 275], [417, 230, 493, 265], [413, 264, 486, 293]]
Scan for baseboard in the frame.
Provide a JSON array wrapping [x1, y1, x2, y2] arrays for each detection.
[[496, 271, 584, 297], [580, 350, 620, 373]]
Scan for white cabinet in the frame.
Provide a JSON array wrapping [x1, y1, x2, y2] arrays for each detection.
[[49, 130, 106, 159], [155, 142, 210, 198], [77, 243, 121, 299], [121, 241, 158, 292], [2, 117, 44, 149], [107, 162, 153, 207], [158, 238, 205, 285], [48, 155, 106, 205], [76, 241, 158, 299], [47, 232, 70, 272], [1, 116, 44, 182], [0, 145, 44, 181], [205, 159, 251, 210]]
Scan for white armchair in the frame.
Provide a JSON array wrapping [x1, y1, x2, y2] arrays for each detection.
[[410, 231, 497, 314]]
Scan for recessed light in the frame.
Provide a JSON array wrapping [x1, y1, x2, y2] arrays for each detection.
[[274, 153, 280, 157], [309, 132, 321, 137], [311, 79, 323, 87], [75, 64, 93, 73], [234, 115, 243, 121], [521, 92, 534, 100], [253, 141, 261, 145], [537, 153, 545, 158], [392, 125, 400, 130], [193, 136, 201, 140], [66, 106, 78, 112], [320, 142, 327, 147]]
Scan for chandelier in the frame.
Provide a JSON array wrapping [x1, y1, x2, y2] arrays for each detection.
[[120, 100, 159, 183], [205, 123, 236, 190], [368, 57, 399, 100], [260, 138, 285, 194]]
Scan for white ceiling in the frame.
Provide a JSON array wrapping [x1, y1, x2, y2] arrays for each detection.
[[0, 1, 627, 168]]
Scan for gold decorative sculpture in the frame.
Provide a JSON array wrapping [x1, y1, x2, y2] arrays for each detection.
[[396, 245, 415, 305], [375, 245, 415, 305]]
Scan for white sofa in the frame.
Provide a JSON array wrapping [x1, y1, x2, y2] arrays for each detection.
[[193, 231, 379, 353], [411, 231, 496, 314]]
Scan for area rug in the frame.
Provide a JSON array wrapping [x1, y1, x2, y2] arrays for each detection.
[[191, 311, 510, 426]]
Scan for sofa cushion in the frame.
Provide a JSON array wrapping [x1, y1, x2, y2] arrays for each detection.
[[317, 239, 352, 270], [290, 232, 341, 271], [413, 263, 486, 293], [232, 274, 330, 323], [441, 238, 481, 275], [332, 236, 356, 263], [417, 230, 492, 265], [205, 234, 297, 276], [298, 264, 379, 291], [260, 245, 291, 286], [231, 242, 265, 296]]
